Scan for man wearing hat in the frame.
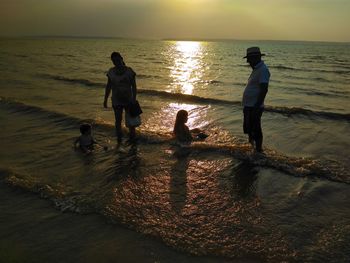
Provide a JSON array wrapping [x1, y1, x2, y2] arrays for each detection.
[[242, 47, 270, 152]]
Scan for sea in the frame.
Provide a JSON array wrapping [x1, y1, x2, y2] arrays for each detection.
[[0, 38, 349, 263]]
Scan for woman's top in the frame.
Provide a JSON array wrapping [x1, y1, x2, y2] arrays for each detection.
[[107, 66, 136, 106]]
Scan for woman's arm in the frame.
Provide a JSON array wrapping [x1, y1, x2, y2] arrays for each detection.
[[131, 75, 137, 102], [104, 77, 112, 108]]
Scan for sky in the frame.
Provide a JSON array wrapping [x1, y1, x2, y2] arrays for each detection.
[[0, 0, 349, 42]]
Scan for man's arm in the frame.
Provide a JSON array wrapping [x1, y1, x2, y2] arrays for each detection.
[[131, 75, 137, 102], [104, 77, 112, 108], [255, 83, 268, 108]]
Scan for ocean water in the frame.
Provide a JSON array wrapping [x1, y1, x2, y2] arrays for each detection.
[[0, 38, 349, 262]]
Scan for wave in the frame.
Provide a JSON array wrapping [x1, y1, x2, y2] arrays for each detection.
[[311, 77, 331, 83], [0, 168, 97, 214], [264, 105, 350, 121], [187, 143, 350, 185], [0, 96, 170, 143], [271, 80, 349, 98], [271, 65, 303, 71], [319, 69, 350, 75], [1, 97, 349, 185], [0, 97, 115, 134], [0, 97, 349, 263], [1, 137, 348, 262], [202, 80, 225, 85], [271, 65, 350, 75], [15, 54, 29, 58], [0, 166, 300, 261], [51, 53, 76, 58], [138, 91, 350, 121], [137, 89, 241, 106], [39, 74, 102, 87], [40, 73, 228, 87], [137, 74, 160, 79], [37, 74, 350, 121], [307, 55, 326, 60], [1, 152, 346, 262]]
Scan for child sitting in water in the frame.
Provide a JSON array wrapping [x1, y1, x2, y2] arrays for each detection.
[[74, 123, 96, 153], [173, 110, 208, 143]]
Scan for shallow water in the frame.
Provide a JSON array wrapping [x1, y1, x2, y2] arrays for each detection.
[[1, 184, 244, 263], [0, 38, 349, 262]]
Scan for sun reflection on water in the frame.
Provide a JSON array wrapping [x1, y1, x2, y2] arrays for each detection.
[[142, 102, 210, 134], [168, 41, 204, 95]]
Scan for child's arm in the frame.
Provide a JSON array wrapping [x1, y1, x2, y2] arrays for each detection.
[[74, 137, 80, 149], [190, 129, 208, 141], [190, 128, 202, 133], [92, 137, 108, 151], [80, 145, 91, 154]]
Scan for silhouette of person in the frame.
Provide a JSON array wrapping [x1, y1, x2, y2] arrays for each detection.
[[242, 47, 270, 153], [173, 110, 208, 144], [104, 52, 137, 142], [230, 162, 258, 200], [170, 152, 190, 213], [74, 123, 96, 154], [105, 144, 140, 182]]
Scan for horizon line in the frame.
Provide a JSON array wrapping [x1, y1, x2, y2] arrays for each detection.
[[0, 35, 349, 44]]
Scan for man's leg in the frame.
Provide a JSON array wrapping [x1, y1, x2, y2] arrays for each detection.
[[243, 107, 254, 147], [253, 108, 264, 152], [113, 105, 123, 142]]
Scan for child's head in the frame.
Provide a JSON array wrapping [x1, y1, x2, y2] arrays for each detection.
[[175, 110, 188, 124], [174, 110, 189, 135], [80, 123, 92, 135]]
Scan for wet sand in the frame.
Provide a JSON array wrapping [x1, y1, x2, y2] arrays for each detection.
[[0, 183, 254, 263]]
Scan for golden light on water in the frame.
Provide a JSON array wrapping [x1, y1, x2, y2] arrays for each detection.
[[142, 102, 210, 133], [168, 41, 204, 95], [167, 103, 209, 129]]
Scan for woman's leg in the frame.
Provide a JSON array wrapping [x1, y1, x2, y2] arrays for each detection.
[[129, 126, 136, 140], [113, 105, 123, 141]]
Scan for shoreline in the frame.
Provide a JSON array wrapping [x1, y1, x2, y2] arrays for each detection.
[[0, 182, 251, 263]]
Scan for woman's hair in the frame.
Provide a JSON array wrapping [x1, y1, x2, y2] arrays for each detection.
[[173, 110, 188, 134], [111, 52, 125, 65]]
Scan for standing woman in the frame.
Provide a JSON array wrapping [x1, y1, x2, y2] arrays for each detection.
[[103, 52, 137, 142]]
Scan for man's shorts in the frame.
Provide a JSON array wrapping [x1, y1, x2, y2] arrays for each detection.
[[243, 107, 264, 135]]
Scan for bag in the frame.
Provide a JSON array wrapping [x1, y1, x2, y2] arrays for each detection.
[[128, 100, 143, 117], [125, 111, 141, 127]]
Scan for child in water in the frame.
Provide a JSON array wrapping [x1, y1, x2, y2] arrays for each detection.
[[173, 110, 208, 143], [74, 123, 96, 153]]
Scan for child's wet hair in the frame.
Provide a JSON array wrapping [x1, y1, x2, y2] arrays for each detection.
[[80, 123, 92, 134], [175, 110, 188, 124], [173, 110, 189, 134]]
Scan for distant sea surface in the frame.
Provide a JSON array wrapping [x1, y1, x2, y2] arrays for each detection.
[[0, 38, 349, 262]]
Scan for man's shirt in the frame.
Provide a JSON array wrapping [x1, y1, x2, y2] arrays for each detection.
[[242, 61, 270, 107]]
